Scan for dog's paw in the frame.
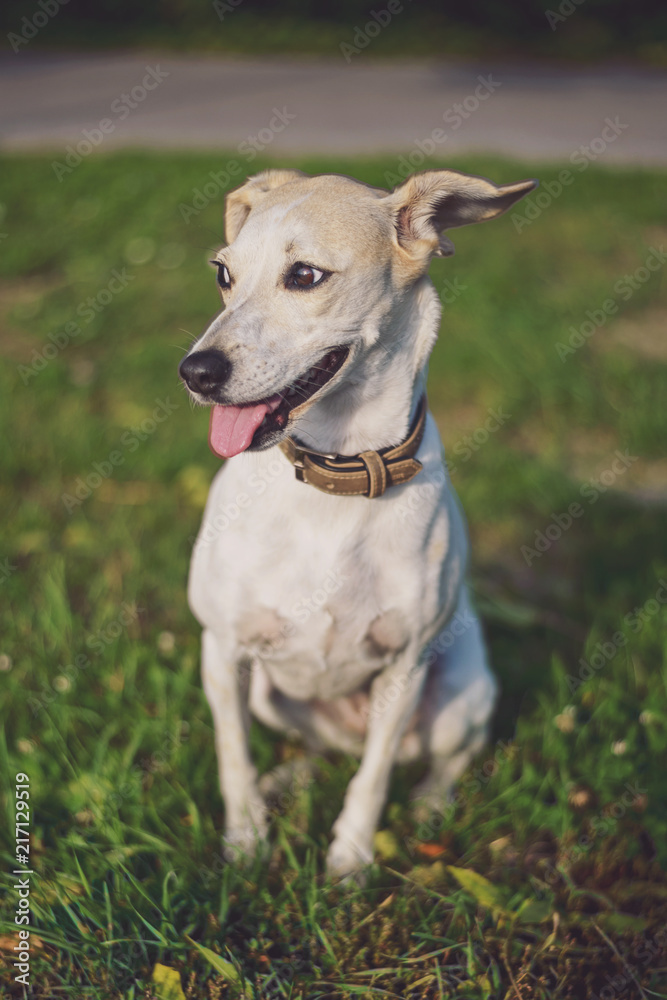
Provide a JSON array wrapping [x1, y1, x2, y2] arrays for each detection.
[[325, 835, 373, 884]]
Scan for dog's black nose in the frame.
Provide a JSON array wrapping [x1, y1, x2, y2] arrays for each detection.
[[179, 350, 231, 395]]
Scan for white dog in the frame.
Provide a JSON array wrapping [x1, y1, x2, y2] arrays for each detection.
[[179, 167, 535, 878]]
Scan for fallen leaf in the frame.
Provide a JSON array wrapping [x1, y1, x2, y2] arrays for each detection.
[[448, 865, 509, 916], [151, 963, 186, 1000], [374, 829, 400, 860], [415, 841, 448, 859], [410, 860, 447, 887]]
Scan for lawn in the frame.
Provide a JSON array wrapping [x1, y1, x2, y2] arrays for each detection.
[[0, 150, 666, 999]]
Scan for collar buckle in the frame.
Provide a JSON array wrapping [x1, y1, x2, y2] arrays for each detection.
[[293, 456, 306, 483]]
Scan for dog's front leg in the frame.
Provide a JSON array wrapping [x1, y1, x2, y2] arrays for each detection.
[[201, 628, 268, 860], [326, 648, 426, 879]]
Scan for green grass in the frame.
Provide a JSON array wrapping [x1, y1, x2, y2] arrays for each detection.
[[0, 151, 666, 998]]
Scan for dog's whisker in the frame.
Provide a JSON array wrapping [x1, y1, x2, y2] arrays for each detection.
[[192, 244, 224, 256], [282, 388, 311, 404], [178, 328, 200, 346], [286, 383, 317, 400], [293, 379, 326, 391], [195, 224, 227, 247]]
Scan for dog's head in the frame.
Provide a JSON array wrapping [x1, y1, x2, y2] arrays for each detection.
[[179, 168, 536, 457]]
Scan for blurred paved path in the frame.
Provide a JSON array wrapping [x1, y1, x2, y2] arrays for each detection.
[[1, 53, 666, 164]]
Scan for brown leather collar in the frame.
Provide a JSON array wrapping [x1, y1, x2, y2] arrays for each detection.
[[278, 395, 427, 498]]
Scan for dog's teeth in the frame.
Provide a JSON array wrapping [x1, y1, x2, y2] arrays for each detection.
[[309, 368, 317, 380]]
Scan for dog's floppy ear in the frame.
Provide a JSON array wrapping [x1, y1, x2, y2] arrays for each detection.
[[225, 169, 307, 243], [387, 170, 537, 264]]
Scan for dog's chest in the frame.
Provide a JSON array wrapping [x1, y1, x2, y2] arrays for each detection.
[[190, 448, 455, 701], [234, 546, 412, 701]]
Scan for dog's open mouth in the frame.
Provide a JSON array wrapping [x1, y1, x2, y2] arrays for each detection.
[[208, 346, 350, 459]]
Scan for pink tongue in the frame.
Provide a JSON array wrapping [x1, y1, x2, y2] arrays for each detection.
[[209, 403, 269, 458]]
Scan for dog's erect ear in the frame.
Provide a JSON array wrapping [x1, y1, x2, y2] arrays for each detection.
[[387, 170, 537, 263], [224, 169, 307, 243]]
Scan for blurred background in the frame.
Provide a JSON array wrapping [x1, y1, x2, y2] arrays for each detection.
[[1, 3, 667, 998], [2, 0, 667, 61]]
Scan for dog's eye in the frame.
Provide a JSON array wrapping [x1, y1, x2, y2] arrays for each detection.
[[210, 260, 231, 289], [287, 264, 326, 289]]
